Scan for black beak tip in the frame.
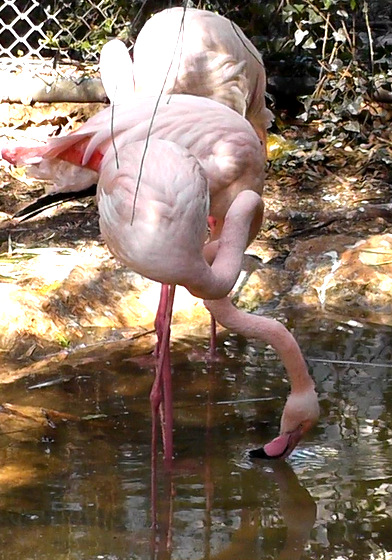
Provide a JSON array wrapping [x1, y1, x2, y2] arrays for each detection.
[[248, 446, 271, 459]]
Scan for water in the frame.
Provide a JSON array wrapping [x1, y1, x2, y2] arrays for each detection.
[[1, 314, 392, 560]]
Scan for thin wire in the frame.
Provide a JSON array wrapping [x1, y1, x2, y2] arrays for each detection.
[[230, 20, 265, 68], [128, 0, 149, 36], [308, 357, 392, 369], [130, 1, 188, 226], [110, 89, 120, 170], [108, 0, 149, 171]]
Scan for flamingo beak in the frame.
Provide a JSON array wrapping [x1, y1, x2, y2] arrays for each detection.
[[248, 425, 304, 460]]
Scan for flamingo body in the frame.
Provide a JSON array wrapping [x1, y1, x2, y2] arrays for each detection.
[[98, 138, 209, 285], [132, 7, 273, 142], [3, 94, 265, 237], [98, 135, 261, 299]]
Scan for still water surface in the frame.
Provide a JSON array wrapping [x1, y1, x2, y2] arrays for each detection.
[[1, 314, 392, 560]]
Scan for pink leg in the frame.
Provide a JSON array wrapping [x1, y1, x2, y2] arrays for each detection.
[[161, 284, 175, 467], [150, 284, 176, 467], [153, 284, 169, 359], [206, 215, 219, 359], [209, 314, 217, 358], [150, 284, 167, 519], [150, 284, 175, 527], [150, 287, 167, 529]]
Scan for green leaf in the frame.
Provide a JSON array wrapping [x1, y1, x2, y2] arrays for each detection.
[[306, 8, 323, 24]]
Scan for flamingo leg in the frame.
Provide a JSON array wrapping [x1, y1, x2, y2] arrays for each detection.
[[150, 286, 167, 530], [209, 314, 217, 358], [207, 215, 219, 359], [150, 284, 176, 466], [160, 284, 175, 466], [150, 284, 175, 528], [150, 285, 166, 512]]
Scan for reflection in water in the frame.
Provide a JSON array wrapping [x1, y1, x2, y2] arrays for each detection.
[[149, 437, 316, 560], [0, 317, 392, 558], [265, 462, 316, 560], [196, 461, 316, 560]]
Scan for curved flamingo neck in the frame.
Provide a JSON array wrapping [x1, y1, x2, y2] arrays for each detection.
[[184, 189, 262, 300], [204, 297, 314, 394]]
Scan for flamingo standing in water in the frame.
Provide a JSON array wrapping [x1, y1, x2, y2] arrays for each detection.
[[3, 5, 318, 458], [3, 94, 262, 458], [2, 93, 318, 461]]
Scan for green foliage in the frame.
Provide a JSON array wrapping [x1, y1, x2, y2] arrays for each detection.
[[41, 0, 392, 132], [246, 0, 392, 135], [43, 0, 146, 60]]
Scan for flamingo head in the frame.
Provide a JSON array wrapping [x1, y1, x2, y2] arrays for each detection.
[[249, 384, 319, 460]]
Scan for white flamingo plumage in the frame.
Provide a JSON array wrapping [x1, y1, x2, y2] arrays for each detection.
[[101, 7, 273, 146]]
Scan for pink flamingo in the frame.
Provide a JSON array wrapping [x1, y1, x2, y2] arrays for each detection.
[[2, 100, 318, 462], [2, 94, 264, 459], [100, 7, 273, 145], [96, 134, 318, 460]]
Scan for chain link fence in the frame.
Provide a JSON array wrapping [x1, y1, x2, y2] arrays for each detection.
[[0, 0, 147, 102], [0, 0, 140, 62]]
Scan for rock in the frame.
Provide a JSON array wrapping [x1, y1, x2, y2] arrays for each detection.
[[0, 283, 61, 358], [0, 403, 78, 443], [283, 233, 392, 324], [323, 234, 392, 322], [234, 266, 293, 311], [283, 234, 358, 308], [0, 242, 211, 369], [2, 226, 392, 374]]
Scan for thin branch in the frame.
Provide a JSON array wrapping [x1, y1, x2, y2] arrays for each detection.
[[363, 1, 374, 76], [319, 11, 330, 81], [340, 19, 353, 51], [110, 99, 119, 170]]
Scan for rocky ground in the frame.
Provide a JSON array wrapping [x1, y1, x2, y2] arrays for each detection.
[[1, 100, 392, 379]]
